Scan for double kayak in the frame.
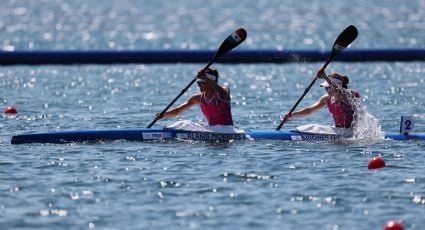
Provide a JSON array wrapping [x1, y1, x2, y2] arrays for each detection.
[[10, 127, 425, 144]]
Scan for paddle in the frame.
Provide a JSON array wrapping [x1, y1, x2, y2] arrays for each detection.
[[147, 28, 247, 128], [276, 25, 358, 130]]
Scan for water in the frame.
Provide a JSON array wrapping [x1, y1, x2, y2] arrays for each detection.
[[1, 0, 425, 229]]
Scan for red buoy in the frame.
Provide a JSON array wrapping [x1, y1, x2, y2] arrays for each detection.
[[4, 106, 18, 114], [368, 156, 386, 170], [383, 220, 404, 230]]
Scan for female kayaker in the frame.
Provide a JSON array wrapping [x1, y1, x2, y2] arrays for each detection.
[[155, 68, 234, 126], [284, 69, 360, 128]]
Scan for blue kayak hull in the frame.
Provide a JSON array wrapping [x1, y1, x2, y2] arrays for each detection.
[[11, 128, 246, 144], [10, 128, 425, 144]]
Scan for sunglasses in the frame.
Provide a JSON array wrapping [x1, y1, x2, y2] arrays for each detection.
[[197, 81, 206, 87]]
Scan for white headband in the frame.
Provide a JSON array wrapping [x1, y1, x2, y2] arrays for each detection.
[[320, 78, 343, 88], [197, 73, 217, 83]]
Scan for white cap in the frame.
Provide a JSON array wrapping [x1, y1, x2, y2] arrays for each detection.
[[320, 78, 343, 88], [197, 73, 217, 83]]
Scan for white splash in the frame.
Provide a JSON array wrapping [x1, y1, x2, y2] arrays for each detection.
[[349, 93, 385, 140], [333, 86, 384, 140]]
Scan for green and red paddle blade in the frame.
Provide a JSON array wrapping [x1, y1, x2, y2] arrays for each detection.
[[321, 25, 358, 71], [214, 28, 247, 59], [331, 25, 358, 56]]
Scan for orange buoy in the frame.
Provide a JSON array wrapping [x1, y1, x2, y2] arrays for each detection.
[[368, 156, 386, 170]]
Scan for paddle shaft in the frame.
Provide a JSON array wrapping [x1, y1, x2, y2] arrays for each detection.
[[275, 53, 335, 130]]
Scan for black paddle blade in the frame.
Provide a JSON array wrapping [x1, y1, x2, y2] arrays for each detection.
[[215, 28, 247, 58], [332, 25, 358, 54]]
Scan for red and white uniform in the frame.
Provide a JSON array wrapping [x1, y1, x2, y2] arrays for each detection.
[[199, 92, 233, 126]]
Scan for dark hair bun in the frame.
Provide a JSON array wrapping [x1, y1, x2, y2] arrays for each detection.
[[341, 76, 349, 85]]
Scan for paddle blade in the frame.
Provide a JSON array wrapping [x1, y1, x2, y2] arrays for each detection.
[[215, 28, 247, 58], [332, 25, 358, 55]]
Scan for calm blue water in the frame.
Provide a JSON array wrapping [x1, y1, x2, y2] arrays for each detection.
[[1, 0, 425, 229]]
